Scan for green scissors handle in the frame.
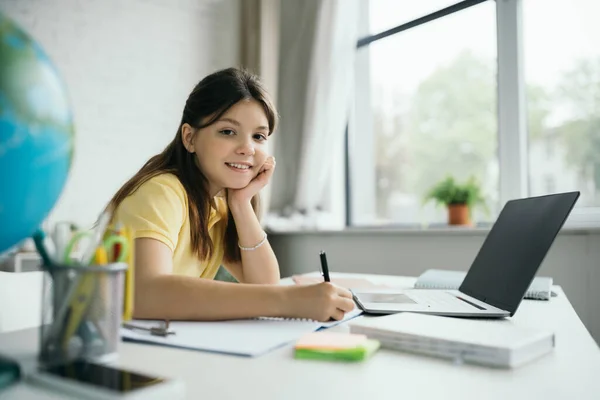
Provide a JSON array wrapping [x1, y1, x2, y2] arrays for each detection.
[[103, 234, 129, 263], [63, 231, 93, 265], [63, 232, 129, 265]]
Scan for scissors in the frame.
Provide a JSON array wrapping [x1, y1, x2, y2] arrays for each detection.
[[63, 230, 129, 265], [122, 320, 175, 337]]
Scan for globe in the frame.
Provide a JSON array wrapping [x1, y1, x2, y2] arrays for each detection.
[[0, 13, 74, 253]]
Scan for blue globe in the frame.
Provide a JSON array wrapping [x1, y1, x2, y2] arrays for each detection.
[[0, 13, 74, 253]]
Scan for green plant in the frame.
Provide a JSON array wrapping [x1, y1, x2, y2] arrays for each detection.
[[423, 176, 487, 212]]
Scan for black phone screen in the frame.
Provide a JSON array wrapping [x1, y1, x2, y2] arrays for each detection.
[[40, 360, 165, 393]]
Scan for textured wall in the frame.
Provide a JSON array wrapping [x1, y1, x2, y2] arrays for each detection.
[[1, 0, 240, 226]]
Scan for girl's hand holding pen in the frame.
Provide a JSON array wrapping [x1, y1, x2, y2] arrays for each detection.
[[284, 283, 355, 322]]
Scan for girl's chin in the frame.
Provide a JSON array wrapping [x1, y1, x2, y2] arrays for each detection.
[[224, 179, 252, 190]]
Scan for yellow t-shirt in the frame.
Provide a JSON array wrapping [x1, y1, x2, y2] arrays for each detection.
[[114, 173, 228, 279]]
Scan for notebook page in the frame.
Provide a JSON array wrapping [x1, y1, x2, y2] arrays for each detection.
[[121, 308, 363, 356], [122, 318, 322, 357]]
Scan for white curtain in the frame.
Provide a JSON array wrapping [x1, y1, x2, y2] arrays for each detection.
[[240, 0, 280, 221], [266, 0, 360, 231]]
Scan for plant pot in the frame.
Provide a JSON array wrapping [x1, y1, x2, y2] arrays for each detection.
[[448, 204, 471, 226]]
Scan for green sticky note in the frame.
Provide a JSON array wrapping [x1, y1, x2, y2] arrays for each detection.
[[294, 339, 380, 362]]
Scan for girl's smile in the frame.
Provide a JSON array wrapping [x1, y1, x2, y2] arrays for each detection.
[[225, 161, 253, 173]]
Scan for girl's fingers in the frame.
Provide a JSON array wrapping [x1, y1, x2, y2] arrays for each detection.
[[339, 298, 356, 312], [330, 308, 345, 321], [336, 286, 353, 298], [258, 157, 275, 175]]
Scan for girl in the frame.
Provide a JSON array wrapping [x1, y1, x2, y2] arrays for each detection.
[[108, 68, 354, 322]]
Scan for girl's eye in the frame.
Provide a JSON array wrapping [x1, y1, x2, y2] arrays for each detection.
[[254, 133, 268, 141], [220, 129, 235, 136]]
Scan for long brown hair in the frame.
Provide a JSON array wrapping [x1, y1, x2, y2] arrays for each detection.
[[107, 68, 278, 263]]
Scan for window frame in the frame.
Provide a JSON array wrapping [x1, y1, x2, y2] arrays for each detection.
[[349, 0, 600, 228]]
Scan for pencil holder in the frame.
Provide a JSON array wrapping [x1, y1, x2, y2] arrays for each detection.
[[38, 262, 127, 367]]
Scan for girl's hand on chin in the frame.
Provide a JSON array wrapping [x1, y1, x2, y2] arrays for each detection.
[[227, 156, 276, 208]]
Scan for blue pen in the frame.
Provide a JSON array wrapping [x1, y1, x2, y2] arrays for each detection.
[[32, 229, 55, 267]]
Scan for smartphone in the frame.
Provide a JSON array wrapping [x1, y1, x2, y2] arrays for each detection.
[[27, 360, 185, 400]]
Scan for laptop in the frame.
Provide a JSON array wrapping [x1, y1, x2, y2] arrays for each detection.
[[351, 191, 580, 318]]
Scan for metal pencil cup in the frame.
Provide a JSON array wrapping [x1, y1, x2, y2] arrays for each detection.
[[38, 262, 127, 366]]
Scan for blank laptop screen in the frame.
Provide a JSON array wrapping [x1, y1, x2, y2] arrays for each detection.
[[459, 192, 579, 315]]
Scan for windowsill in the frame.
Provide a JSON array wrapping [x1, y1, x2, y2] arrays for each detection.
[[267, 223, 600, 236]]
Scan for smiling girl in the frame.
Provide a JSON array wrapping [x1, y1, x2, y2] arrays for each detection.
[[107, 68, 354, 322]]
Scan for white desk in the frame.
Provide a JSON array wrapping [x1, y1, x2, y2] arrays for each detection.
[[1, 273, 599, 400]]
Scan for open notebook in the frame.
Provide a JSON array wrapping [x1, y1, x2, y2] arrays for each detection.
[[121, 308, 362, 357], [414, 269, 554, 300]]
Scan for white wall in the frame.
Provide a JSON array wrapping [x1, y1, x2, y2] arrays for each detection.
[[269, 229, 600, 345], [1, 0, 240, 227]]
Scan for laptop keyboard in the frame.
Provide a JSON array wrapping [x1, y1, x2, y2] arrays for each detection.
[[410, 291, 483, 310]]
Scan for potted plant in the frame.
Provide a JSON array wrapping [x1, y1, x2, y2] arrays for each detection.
[[423, 176, 487, 226]]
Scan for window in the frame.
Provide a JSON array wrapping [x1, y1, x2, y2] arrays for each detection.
[[524, 0, 600, 207], [353, 0, 497, 226], [351, 0, 600, 227], [544, 175, 556, 194], [367, 0, 462, 34]]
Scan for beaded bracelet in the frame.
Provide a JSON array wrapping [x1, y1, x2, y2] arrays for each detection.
[[238, 232, 268, 251]]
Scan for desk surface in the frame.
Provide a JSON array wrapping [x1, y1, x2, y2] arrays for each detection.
[[1, 273, 599, 400]]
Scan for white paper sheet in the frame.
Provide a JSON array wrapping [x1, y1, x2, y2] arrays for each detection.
[[121, 308, 362, 357]]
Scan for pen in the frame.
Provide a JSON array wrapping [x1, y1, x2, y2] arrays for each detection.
[[319, 250, 330, 282], [32, 229, 55, 267], [53, 222, 73, 264]]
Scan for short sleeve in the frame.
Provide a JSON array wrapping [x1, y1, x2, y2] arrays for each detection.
[[115, 175, 187, 251]]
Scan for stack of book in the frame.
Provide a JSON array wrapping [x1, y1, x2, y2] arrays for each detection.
[[349, 313, 555, 368]]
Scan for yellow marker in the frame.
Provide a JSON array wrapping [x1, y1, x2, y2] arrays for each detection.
[[121, 225, 135, 321], [94, 246, 108, 265]]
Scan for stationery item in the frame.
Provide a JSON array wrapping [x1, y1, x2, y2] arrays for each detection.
[[52, 222, 73, 266], [63, 230, 128, 266], [50, 238, 115, 348], [122, 320, 175, 337], [58, 226, 130, 333], [39, 262, 128, 366], [319, 251, 336, 322], [80, 211, 112, 265], [414, 269, 554, 300], [61, 272, 97, 349], [319, 250, 331, 282], [294, 331, 380, 362], [120, 225, 134, 321], [32, 229, 55, 267], [103, 223, 124, 262], [121, 307, 363, 357], [350, 313, 555, 368], [94, 247, 108, 265]]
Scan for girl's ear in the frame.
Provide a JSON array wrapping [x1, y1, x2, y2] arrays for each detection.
[[181, 123, 196, 153]]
